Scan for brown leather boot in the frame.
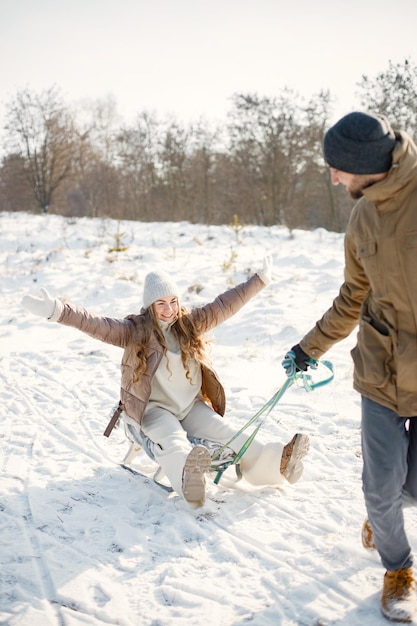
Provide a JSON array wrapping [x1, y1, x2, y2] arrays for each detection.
[[381, 568, 416, 623]]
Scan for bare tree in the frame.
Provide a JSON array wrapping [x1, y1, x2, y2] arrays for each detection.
[[185, 119, 222, 224], [289, 89, 351, 232], [117, 111, 162, 220], [159, 118, 189, 220], [69, 96, 123, 218], [227, 91, 309, 226], [4, 86, 77, 213], [0, 154, 34, 212]]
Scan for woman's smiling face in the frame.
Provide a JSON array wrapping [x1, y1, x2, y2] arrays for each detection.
[[153, 296, 179, 322]]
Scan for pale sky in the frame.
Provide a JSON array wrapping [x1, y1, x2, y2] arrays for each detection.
[[1, 0, 417, 127]]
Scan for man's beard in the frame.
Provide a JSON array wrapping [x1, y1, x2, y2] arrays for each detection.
[[349, 188, 364, 200], [347, 177, 377, 200]]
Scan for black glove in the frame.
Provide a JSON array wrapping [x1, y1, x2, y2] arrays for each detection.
[[283, 343, 311, 374]]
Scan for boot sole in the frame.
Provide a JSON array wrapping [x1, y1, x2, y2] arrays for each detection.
[[182, 445, 212, 506], [283, 434, 310, 484]]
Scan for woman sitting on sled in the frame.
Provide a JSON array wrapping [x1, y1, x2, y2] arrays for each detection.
[[22, 259, 309, 508]]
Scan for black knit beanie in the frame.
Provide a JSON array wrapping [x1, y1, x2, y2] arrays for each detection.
[[323, 112, 397, 174]]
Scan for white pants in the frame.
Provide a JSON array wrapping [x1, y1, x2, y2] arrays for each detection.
[[141, 400, 285, 498]]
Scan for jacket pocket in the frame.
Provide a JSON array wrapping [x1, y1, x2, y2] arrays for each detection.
[[356, 239, 376, 258], [356, 238, 384, 297], [351, 318, 393, 388]]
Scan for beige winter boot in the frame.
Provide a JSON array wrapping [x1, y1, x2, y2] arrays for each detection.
[[280, 434, 310, 484], [381, 568, 416, 623], [182, 445, 211, 508]]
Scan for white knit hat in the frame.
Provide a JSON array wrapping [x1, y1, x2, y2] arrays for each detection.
[[142, 271, 180, 309]]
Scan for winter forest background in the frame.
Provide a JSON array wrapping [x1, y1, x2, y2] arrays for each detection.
[[1, 58, 417, 232]]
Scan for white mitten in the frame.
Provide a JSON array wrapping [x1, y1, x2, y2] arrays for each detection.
[[256, 255, 273, 286], [21, 288, 62, 321]]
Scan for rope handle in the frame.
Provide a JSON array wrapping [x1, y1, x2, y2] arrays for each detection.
[[292, 359, 334, 391]]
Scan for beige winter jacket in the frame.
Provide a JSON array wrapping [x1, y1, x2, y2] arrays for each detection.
[[56, 274, 266, 432], [300, 130, 417, 416]]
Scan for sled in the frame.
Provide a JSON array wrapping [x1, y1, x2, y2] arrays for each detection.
[[106, 357, 334, 491], [119, 410, 240, 491]]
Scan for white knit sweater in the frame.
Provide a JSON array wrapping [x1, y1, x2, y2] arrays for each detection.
[[145, 319, 202, 420]]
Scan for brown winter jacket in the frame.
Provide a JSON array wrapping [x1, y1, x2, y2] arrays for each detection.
[[56, 274, 266, 433], [300, 130, 417, 416]]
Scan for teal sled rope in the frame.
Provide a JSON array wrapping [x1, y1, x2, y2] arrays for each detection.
[[211, 357, 334, 484]]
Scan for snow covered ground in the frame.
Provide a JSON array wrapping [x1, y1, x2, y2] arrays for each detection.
[[2, 211, 416, 626]]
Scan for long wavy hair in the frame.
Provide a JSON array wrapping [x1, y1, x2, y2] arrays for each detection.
[[132, 303, 211, 382]]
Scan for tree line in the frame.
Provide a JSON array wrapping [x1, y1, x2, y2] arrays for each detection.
[[1, 59, 416, 232]]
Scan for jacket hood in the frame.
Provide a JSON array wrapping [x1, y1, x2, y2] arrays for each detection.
[[363, 130, 417, 212]]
